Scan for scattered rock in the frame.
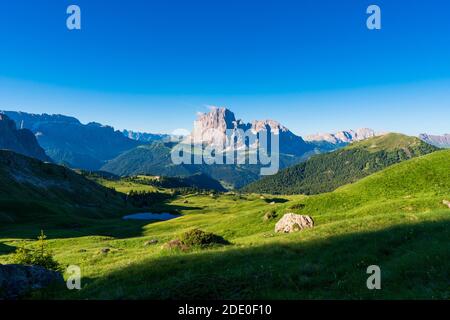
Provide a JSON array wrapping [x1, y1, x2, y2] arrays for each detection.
[[269, 201, 275, 205], [0, 264, 63, 299], [263, 233, 275, 238], [100, 248, 110, 254], [163, 239, 189, 251], [144, 239, 158, 246], [275, 213, 314, 233], [443, 200, 450, 208]]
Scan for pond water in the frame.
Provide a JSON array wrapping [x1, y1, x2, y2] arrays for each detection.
[[122, 212, 181, 221]]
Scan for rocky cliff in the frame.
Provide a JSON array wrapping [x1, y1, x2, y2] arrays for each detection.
[[0, 113, 50, 162], [188, 106, 314, 156]]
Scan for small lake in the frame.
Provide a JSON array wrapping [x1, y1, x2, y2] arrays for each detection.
[[122, 212, 181, 221]]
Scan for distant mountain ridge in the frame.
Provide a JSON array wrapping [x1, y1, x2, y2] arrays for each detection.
[[0, 113, 50, 162], [242, 133, 439, 195], [122, 129, 170, 143], [419, 133, 450, 149], [1, 111, 143, 170], [305, 128, 379, 145]]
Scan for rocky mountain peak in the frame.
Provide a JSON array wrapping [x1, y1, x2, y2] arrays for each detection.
[[188, 107, 312, 156], [194, 107, 237, 131], [251, 120, 289, 134]]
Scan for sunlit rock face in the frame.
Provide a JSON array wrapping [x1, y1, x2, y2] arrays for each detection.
[[187, 106, 312, 156]]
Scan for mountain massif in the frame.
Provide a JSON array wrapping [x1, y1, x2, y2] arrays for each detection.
[[0, 114, 50, 162], [189, 107, 316, 157], [242, 133, 439, 195], [2, 111, 142, 170], [101, 107, 326, 188]]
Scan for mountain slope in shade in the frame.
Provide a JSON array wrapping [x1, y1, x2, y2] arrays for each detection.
[[2, 111, 142, 170], [0, 114, 50, 162], [419, 133, 450, 149], [0, 150, 129, 224], [242, 133, 439, 195]]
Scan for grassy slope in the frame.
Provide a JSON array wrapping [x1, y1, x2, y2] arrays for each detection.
[[0, 150, 449, 299], [242, 133, 438, 195]]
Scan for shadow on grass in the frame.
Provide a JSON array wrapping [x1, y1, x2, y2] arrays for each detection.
[[61, 219, 449, 300], [0, 242, 16, 256], [0, 203, 202, 241]]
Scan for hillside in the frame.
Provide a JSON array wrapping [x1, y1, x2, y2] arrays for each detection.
[[0, 150, 130, 224], [288, 149, 450, 222], [242, 133, 438, 195]]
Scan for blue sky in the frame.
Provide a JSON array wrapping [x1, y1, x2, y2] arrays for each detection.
[[0, 0, 449, 135]]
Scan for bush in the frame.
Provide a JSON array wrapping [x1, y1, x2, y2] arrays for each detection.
[[180, 229, 228, 247], [263, 210, 278, 222], [12, 230, 62, 272]]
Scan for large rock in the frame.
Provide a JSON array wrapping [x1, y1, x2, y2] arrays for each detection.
[[275, 213, 314, 233], [443, 200, 450, 208], [0, 264, 63, 299]]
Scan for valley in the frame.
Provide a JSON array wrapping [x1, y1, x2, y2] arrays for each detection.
[[0, 150, 448, 299], [1, 1, 449, 304]]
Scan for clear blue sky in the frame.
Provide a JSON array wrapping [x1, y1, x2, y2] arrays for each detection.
[[0, 0, 449, 135]]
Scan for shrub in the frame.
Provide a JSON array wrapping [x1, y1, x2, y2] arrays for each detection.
[[180, 229, 228, 247], [12, 230, 62, 272], [263, 210, 278, 222], [290, 203, 306, 210]]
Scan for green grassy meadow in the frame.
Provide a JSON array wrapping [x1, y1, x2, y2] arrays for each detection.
[[0, 150, 449, 299]]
